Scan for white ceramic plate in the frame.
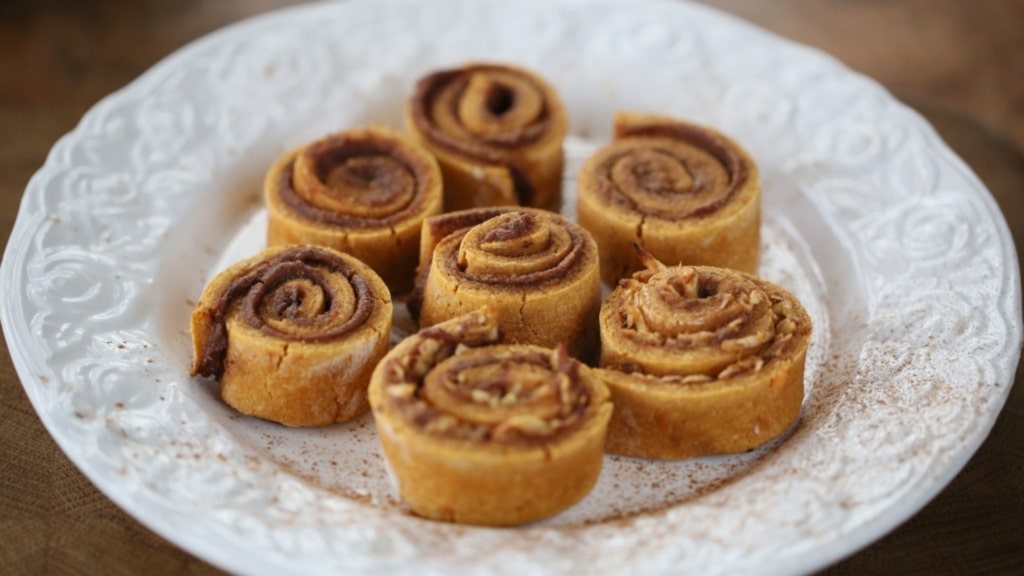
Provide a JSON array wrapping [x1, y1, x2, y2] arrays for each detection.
[[3, 0, 1020, 574]]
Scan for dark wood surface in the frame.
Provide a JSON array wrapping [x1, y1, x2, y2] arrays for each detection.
[[2, 1, 1022, 574]]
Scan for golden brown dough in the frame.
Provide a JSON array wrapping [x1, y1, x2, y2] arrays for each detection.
[[577, 111, 761, 285], [596, 251, 811, 459], [190, 245, 392, 427], [406, 63, 568, 210], [265, 126, 442, 293], [414, 207, 601, 361], [368, 309, 612, 526]]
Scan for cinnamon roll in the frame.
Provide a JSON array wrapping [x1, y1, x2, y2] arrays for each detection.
[[597, 250, 810, 459], [368, 309, 612, 526], [265, 127, 443, 293], [415, 207, 601, 361], [577, 111, 761, 285], [190, 245, 392, 427], [406, 63, 568, 210]]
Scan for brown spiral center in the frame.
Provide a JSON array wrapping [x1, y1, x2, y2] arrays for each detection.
[[424, 67, 548, 148], [445, 210, 581, 284], [240, 249, 372, 341], [291, 135, 417, 219], [601, 140, 732, 218], [241, 258, 370, 342], [196, 246, 375, 379], [422, 348, 572, 429], [610, 266, 777, 377], [586, 119, 750, 220], [386, 339, 589, 442]]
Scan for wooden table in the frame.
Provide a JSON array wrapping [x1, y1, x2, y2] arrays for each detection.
[[2, 1, 1021, 574]]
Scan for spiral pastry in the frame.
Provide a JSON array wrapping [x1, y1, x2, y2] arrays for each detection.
[[577, 111, 761, 285], [190, 245, 392, 427], [265, 127, 443, 293], [368, 309, 612, 526], [406, 63, 569, 210], [415, 207, 601, 361], [597, 251, 811, 459]]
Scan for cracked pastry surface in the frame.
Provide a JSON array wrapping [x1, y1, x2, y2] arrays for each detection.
[[577, 111, 761, 285]]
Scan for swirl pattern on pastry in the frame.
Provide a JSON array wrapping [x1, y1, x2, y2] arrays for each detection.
[[265, 127, 442, 293], [415, 207, 601, 360], [406, 63, 568, 210], [190, 245, 392, 427], [368, 309, 611, 526], [597, 250, 811, 459], [577, 111, 761, 285]]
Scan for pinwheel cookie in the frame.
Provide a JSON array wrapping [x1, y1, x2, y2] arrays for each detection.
[[368, 309, 612, 526], [596, 250, 811, 459], [265, 126, 442, 293], [190, 245, 392, 427], [413, 207, 601, 361], [578, 111, 761, 285], [407, 62, 568, 210]]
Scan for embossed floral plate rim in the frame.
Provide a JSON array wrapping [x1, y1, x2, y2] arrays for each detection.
[[2, 0, 1021, 575]]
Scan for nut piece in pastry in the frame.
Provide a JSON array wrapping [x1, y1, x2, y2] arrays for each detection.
[[368, 309, 612, 526], [414, 207, 601, 361], [597, 250, 811, 459]]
